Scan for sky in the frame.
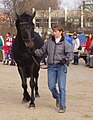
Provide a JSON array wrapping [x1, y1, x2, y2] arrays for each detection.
[[60, 0, 83, 9], [0, 0, 83, 10], [0, 1, 4, 9]]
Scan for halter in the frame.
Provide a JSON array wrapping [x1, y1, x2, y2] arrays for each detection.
[[19, 21, 34, 41], [19, 21, 47, 69]]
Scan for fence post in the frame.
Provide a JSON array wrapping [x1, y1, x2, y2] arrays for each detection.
[[32, 8, 36, 28], [81, 6, 84, 28]]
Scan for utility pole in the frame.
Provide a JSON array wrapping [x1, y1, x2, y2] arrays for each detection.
[[32, 8, 36, 28], [81, 1, 85, 28], [48, 7, 51, 29], [81, 5, 84, 28], [65, 7, 67, 25]]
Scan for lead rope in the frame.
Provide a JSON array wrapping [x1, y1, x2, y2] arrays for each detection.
[[32, 55, 48, 69]]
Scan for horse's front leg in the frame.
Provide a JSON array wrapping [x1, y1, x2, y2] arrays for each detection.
[[18, 66, 30, 103], [29, 62, 35, 108], [29, 73, 35, 108], [34, 70, 40, 97]]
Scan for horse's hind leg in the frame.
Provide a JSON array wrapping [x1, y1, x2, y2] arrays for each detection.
[[18, 66, 30, 103], [33, 67, 40, 97]]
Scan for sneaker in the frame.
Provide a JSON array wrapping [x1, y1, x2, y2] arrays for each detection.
[[58, 108, 66, 113], [89, 66, 93, 68], [72, 63, 78, 65], [3, 61, 6, 65], [56, 99, 59, 108]]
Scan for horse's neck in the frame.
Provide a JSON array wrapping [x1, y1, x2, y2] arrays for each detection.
[[33, 40, 38, 49]]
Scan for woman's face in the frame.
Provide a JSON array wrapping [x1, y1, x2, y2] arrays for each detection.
[[89, 34, 92, 39], [53, 30, 62, 38], [73, 35, 77, 39]]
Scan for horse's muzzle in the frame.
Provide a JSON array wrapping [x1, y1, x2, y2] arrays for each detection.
[[24, 41, 34, 48]]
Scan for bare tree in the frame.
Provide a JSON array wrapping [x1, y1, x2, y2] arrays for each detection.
[[1, 0, 18, 35], [0, 0, 60, 38], [33, 0, 59, 10]]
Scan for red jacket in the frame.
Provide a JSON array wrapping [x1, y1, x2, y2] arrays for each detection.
[[2, 45, 10, 54], [85, 38, 92, 51], [5, 36, 12, 47]]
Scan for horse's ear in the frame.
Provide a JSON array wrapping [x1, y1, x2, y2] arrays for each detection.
[[16, 13, 21, 20], [16, 13, 18, 18], [16, 13, 20, 19], [32, 11, 36, 19]]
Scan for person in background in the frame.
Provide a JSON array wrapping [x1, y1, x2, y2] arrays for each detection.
[[88, 37, 93, 68], [64, 31, 73, 45], [2, 43, 10, 65], [33, 25, 73, 113], [5, 33, 12, 47], [72, 33, 80, 65], [5, 32, 12, 64], [0, 36, 5, 61], [0, 36, 3, 61], [9, 34, 16, 66], [85, 33, 93, 66]]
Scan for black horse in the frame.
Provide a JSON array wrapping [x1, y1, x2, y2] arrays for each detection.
[[11, 12, 44, 108]]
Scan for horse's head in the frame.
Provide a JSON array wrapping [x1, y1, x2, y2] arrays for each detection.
[[15, 12, 36, 48]]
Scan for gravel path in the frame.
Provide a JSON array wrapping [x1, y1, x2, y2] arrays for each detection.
[[0, 60, 93, 120]]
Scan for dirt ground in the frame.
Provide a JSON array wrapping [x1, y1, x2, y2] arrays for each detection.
[[0, 60, 93, 120]]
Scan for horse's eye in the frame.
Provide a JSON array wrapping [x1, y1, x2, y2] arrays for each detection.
[[20, 24, 24, 28]]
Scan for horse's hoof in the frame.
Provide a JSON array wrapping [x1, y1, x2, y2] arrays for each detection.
[[22, 100, 27, 103], [35, 93, 40, 97], [26, 97, 31, 102], [22, 97, 30, 103], [29, 103, 35, 108]]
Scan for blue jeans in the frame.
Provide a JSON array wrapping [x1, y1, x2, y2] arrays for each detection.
[[48, 64, 67, 109], [86, 50, 91, 66], [74, 52, 79, 64], [4, 53, 8, 62]]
